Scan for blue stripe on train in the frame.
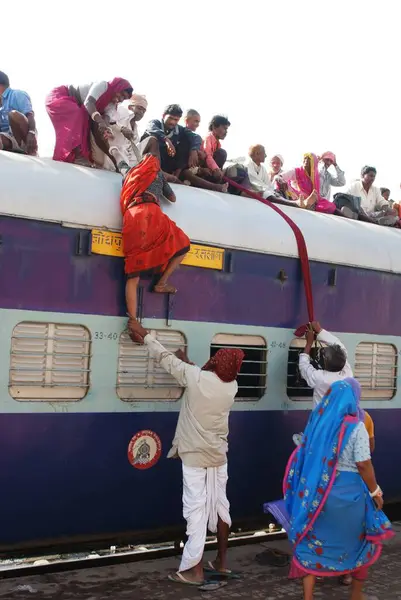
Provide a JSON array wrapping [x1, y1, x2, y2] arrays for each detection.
[[0, 409, 398, 549], [1, 217, 401, 335]]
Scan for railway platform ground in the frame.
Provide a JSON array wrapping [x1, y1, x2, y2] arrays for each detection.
[[1, 523, 400, 599]]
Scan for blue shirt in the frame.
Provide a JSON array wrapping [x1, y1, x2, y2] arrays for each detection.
[[0, 87, 33, 133]]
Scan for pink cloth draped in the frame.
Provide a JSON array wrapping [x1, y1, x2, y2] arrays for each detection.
[[293, 153, 336, 214], [45, 78, 132, 163]]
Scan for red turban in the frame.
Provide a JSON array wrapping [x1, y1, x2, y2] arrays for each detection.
[[202, 349, 245, 383]]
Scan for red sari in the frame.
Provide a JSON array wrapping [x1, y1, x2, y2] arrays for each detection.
[[121, 154, 190, 277]]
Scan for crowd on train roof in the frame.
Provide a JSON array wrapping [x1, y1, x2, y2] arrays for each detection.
[[0, 70, 400, 228]]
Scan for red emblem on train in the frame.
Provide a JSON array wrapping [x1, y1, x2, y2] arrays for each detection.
[[127, 430, 162, 470]]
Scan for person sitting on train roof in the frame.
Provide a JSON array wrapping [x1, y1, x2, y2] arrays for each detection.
[[299, 321, 353, 407], [319, 151, 346, 200], [268, 154, 284, 182], [276, 153, 347, 216], [0, 71, 38, 156], [201, 115, 230, 183], [128, 318, 244, 592], [179, 109, 228, 193], [380, 187, 391, 203], [344, 166, 398, 225], [119, 138, 190, 320], [91, 93, 148, 172], [246, 144, 298, 206], [45, 78, 133, 168], [141, 104, 200, 182]]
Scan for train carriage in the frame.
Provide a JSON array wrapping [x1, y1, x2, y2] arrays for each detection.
[[0, 151, 400, 555]]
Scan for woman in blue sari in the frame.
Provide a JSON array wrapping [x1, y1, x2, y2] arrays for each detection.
[[273, 379, 393, 600]]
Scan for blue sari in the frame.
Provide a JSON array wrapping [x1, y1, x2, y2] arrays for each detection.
[[265, 379, 393, 577]]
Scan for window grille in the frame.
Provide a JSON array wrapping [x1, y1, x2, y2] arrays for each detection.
[[354, 342, 397, 400], [117, 329, 186, 401], [9, 322, 91, 401]]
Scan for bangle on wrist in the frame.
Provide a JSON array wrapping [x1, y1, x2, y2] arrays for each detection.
[[369, 486, 382, 498], [91, 111, 101, 121], [28, 130, 36, 135]]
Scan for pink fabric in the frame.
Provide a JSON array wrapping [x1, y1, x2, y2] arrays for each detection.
[[293, 153, 336, 214], [202, 133, 221, 170], [46, 78, 132, 163], [321, 151, 336, 163], [289, 556, 372, 580]]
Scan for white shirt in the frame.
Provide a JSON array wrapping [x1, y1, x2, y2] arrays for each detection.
[[247, 159, 275, 198], [346, 180, 388, 213], [319, 165, 346, 200], [144, 335, 238, 468], [298, 329, 353, 407]]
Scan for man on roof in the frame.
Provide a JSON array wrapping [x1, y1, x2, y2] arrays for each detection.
[[345, 166, 398, 225], [0, 71, 38, 155], [247, 144, 299, 206], [319, 151, 346, 200], [141, 104, 199, 181]]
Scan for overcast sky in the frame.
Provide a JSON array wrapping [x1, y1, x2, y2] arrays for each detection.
[[4, 0, 400, 197]]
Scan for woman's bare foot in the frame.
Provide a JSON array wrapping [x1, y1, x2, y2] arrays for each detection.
[[340, 574, 353, 586], [154, 283, 177, 294], [216, 183, 228, 193], [302, 190, 318, 209]]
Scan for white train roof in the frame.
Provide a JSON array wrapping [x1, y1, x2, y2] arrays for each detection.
[[1, 152, 401, 274]]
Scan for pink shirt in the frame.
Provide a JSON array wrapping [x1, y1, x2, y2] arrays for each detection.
[[202, 133, 221, 171]]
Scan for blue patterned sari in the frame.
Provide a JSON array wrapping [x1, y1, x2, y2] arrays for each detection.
[[265, 379, 393, 577]]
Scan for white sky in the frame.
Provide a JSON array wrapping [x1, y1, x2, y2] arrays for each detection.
[[4, 0, 400, 197]]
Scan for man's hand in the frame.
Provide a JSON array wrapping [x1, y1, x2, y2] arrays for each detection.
[[128, 318, 148, 343], [165, 138, 176, 157], [212, 168, 223, 181], [305, 327, 315, 346], [188, 150, 199, 169], [98, 121, 113, 140], [311, 321, 322, 334], [164, 173, 181, 185], [121, 126, 134, 141], [26, 132, 38, 156]]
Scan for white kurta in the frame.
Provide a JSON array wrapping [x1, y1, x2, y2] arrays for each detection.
[[298, 329, 353, 407], [346, 181, 388, 213], [247, 159, 275, 198]]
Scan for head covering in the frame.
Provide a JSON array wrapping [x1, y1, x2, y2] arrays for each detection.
[[343, 377, 365, 422], [270, 154, 284, 166], [96, 77, 133, 113], [130, 94, 148, 110], [320, 151, 336, 164], [120, 154, 160, 215], [284, 379, 360, 545], [202, 348, 245, 383]]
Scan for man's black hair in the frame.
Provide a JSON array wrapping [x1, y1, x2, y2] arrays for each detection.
[[208, 115, 231, 132], [163, 104, 183, 118], [0, 71, 10, 87], [361, 165, 377, 177], [380, 187, 390, 195], [125, 86, 134, 96], [322, 345, 347, 373]]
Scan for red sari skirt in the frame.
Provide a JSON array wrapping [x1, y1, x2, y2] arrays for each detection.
[[122, 201, 190, 277]]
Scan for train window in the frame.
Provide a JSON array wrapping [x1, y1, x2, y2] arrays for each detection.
[[210, 334, 267, 400], [287, 338, 326, 400], [9, 322, 91, 401], [354, 342, 397, 400], [117, 329, 186, 401]]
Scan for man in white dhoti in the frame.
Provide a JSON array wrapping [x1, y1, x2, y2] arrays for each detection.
[[128, 319, 244, 589]]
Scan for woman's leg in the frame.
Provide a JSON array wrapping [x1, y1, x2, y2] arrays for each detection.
[[126, 276, 140, 318], [302, 575, 315, 600], [154, 253, 188, 294], [350, 577, 364, 600]]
